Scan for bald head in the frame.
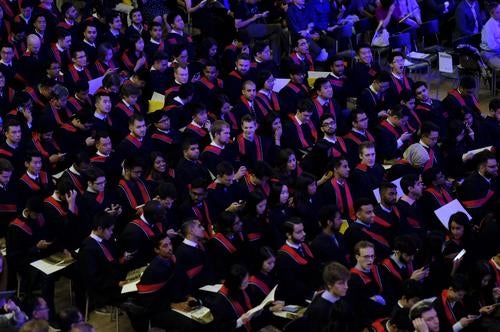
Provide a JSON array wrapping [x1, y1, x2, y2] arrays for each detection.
[[27, 34, 41, 54]]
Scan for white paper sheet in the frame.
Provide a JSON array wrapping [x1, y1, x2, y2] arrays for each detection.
[[30, 253, 75, 275], [88, 76, 104, 95], [373, 177, 404, 203], [272, 79, 290, 92], [307, 71, 331, 79], [438, 52, 453, 73], [246, 285, 277, 316], [434, 199, 472, 230], [199, 284, 222, 293], [462, 146, 492, 160]]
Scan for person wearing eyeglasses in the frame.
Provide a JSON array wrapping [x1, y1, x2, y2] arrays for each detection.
[[347, 240, 390, 330]]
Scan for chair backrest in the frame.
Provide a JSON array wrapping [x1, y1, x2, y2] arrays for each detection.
[[452, 33, 481, 49], [355, 18, 374, 34], [420, 19, 439, 35], [389, 32, 412, 52], [334, 23, 353, 39]]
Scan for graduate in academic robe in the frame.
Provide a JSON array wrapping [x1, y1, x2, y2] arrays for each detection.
[[349, 142, 385, 202], [357, 71, 391, 130], [347, 44, 381, 97], [282, 100, 317, 160], [385, 52, 414, 108], [343, 109, 377, 167], [442, 76, 481, 120], [247, 247, 278, 306], [310, 205, 349, 268], [17, 152, 53, 210], [304, 262, 353, 332], [200, 120, 239, 176], [119, 201, 165, 270], [224, 54, 255, 103], [117, 114, 152, 163], [275, 218, 320, 305], [278, 64, 310, 114]]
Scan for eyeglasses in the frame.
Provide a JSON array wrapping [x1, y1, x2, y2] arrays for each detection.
[[361, 255, 375, 259]]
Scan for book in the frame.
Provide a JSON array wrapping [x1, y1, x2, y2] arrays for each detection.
[[30, 252, 75, 275], [121, 265, 148, 294]]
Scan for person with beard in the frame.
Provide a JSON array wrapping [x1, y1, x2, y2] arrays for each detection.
[[458, 151, 498, 223], [347, 241, 390, 329], [179, 178, 213, 237], [310, 205, 349, 267], [224, 54, 255, 103], [116, 157, 151, 222], [442, 76, 481, 120], [275, 218, 319, 305], [117, 114, 152, 162], [380, 235, 428, 304], [302, 113, 348, 177], [304, 262, 353, 332]]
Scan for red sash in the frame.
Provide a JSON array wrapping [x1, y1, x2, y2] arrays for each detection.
[[256, 91, 280, 113], [192, 201, 213, 237], [151, 132, 173, 144], [186, 264, 204, 279], [350, 266, 383, 293], [278, 243, 313, 266], [290, 52, 314, 71], [313, 98, 335, 120], [50, 44, 63, 66], [462, 189, 494, 209], [248, 275, 271, 295], [0, 148, 13, 157], [373, 207, 400, 228], [203, 145, 222, 155], [361, 227, 390, 247], [343, 130, 376, 145], [329, 137, 347, 158], [286, 82, 309, 95], [423, 148, 435, 171], [137, 281, 167, 294], [186, 123, 207, 137], [213, 233, 237, 254], [97, 240, 115, 262], [425, 187, 453, 206], [448, 89, 480, 111], [488, 259, 500, 287], [117, 102, 135, 117], [118, 179, 151, 209], [219, 286, 252, 332], [441, 289, 460, 325], [131, 219, 156, 238], [391, 75, 411, 94], [95, 191, 104, 204], [125, 134, 143, 149], [0, 203, 16, 212], [66, 171, 84, 194], [237, 134, 263, 161], [25, 87, 45, 108], [20, 172, 48, 191], [288, 114, 317, 149], [331, 179, 354, 220], [90, 155, 107, 163], [380, 121, 401, 139], [381, 258, 413, 281], [68, 64, 92, 82], [371, 318, 388, 332], [199, 77, 215, 90], [229, 70, 242, 80], [44, 196, 67, 217], [0, 0, 14, 17], [11, 218, 33, 236]]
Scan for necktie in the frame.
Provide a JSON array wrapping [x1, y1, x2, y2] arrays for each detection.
[[297, 244, 306, 257]]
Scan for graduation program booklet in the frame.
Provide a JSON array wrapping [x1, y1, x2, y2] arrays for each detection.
[[30, 252, 75, 275], [171, 306, 214, 324], [121, 265, 148, 294], [246, 285, 278, 316]]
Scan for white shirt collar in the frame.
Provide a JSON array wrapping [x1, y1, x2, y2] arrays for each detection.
[[286, 240, 300, 249], [173, 96, 184, 105], [96, 150, 109, 157], [27, 171, 38, 180], [324, 136, 337, 144], [211, 141, 225, 149], [140, 214, 150, 225], [84, 39, 96, 47], [183, 238, 198, 247], [90, 232, 103, 243], [150, 38, 160, 45], [94, 111, 107, 120], [69, 165, 81, 176], [294, 115, 303, 125], [321, 290, 340, 304]]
